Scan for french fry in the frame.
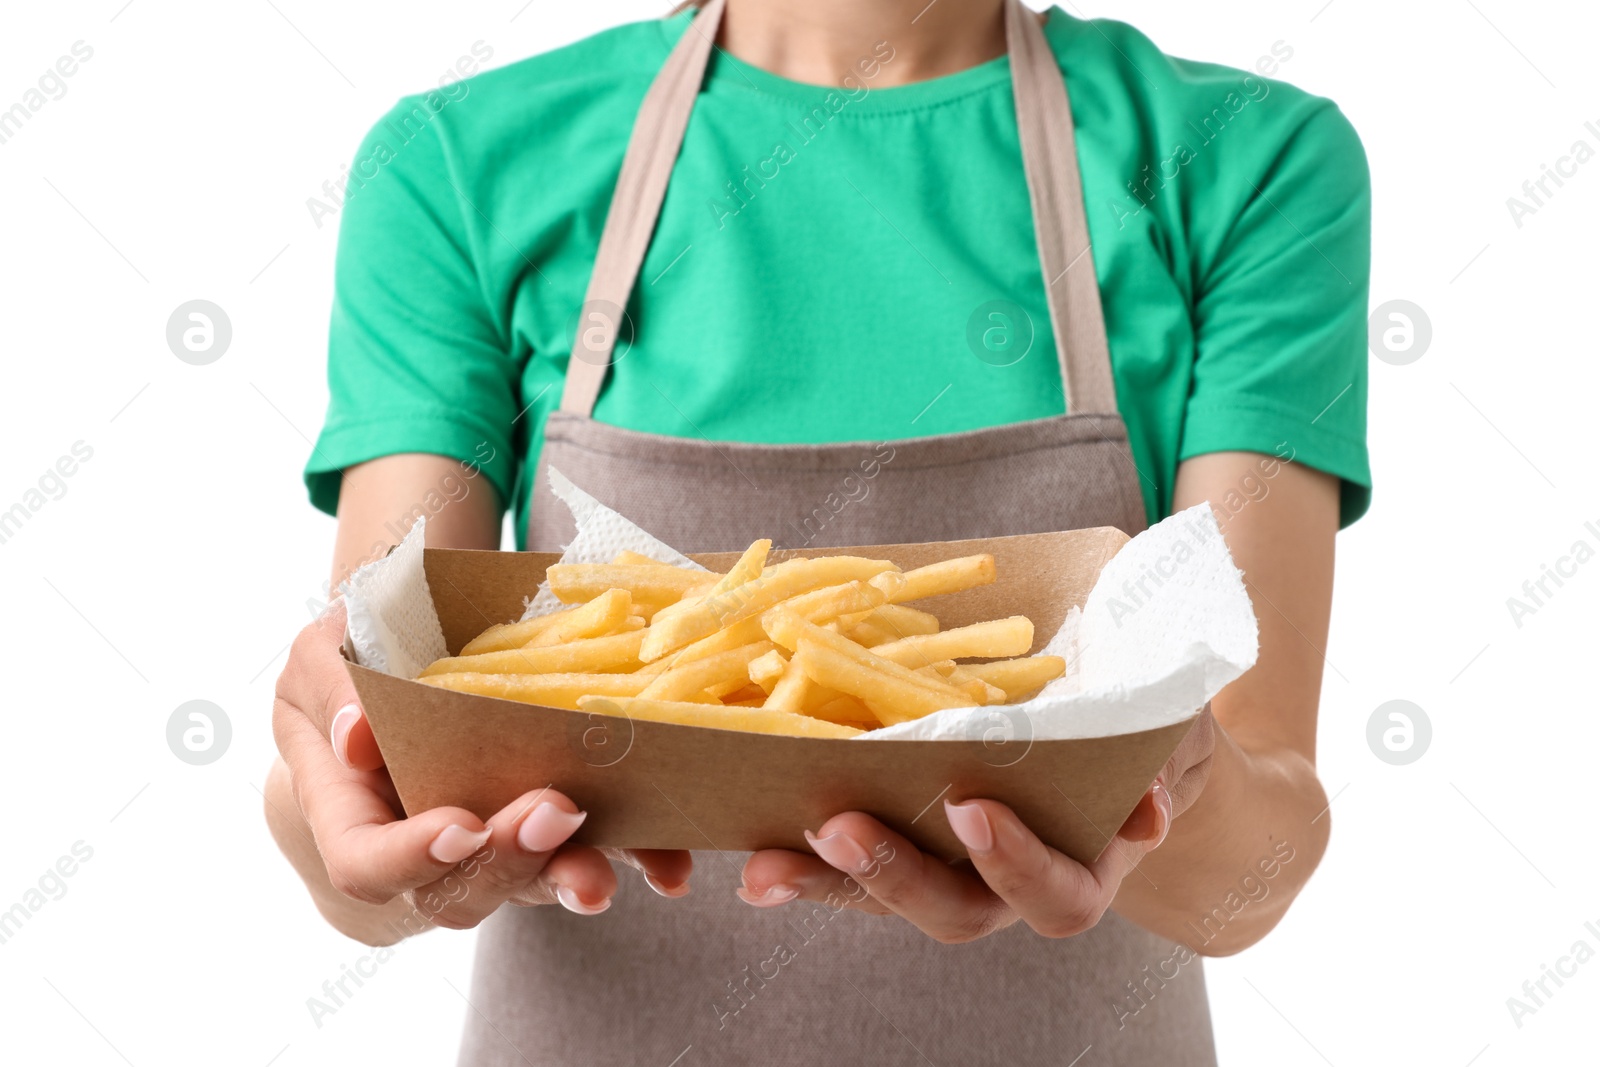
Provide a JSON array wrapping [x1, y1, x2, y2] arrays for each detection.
[[579, 695, 864, 739], [798, 683, 849, 714], [805, 693, 877, 727], [647, 592, 706, 626], [844, 620, 895, 647], [641, 641, 777, 703], [762, 655, 813, 714], [526, 589, 633, 648], [869, 553, 995, 603], [840, 606, 939, 645], [768, 580, 885, 626], [643, 577, 725, 628], [747, 649, 788, 694], [610, 550, 705, 570], [546, 564, 710, 607], [949, 667, 1007, 705], [640, 556, 898, 661], [793, 639, 971, 725], [458, 605, 578, 656], [962, 656, 1067, 701], [655, 617, 767, 670], [420, 629, 645, 678], [706, 539, 771, 598], [720, 683, 769, 704], [420, 670, 652, 709], [913, 662, 1006, 705], [871, 604, 942, 635], [761, 609, 975, 705], [870, 616, 1034, 667]]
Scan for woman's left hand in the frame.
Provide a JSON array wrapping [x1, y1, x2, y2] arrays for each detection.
[[738, 707, 1215, 942]]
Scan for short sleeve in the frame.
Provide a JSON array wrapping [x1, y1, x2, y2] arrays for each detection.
[[1179, 102, 1373, 526], [303, 95, 519, 518]]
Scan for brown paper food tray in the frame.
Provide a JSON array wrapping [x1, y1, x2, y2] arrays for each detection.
[[350, 528, 1202, 865]]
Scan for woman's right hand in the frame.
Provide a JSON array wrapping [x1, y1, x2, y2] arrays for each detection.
[[266, 598, 693, 944]]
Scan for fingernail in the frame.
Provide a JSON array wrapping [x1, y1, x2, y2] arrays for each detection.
[[736, 883, 799, 908], [517, 802, 587, 854], [556, 884, 612, 915], [1150, 779, 1173, 850], [945, 800, 994, 855], [329, 704, 362, 768], [429, 824, 492, 865], [645, 873, 691, 898], [804, 829, 873, 873]]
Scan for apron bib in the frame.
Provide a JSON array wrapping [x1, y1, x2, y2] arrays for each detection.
[[464, 2, 1216, 1062]]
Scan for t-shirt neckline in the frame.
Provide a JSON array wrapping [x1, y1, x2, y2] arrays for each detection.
[[673, 7, 1065, 115]]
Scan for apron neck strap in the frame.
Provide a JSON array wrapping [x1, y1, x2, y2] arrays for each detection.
[[560, 0, 1117, 417]]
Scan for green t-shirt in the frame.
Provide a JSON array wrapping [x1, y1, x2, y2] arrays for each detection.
[[306, 7, 1372, 547]]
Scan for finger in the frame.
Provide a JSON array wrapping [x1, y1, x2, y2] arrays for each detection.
[[415, 789, 611, 928], [337, 712, 384, 773], [800, 812, 1009, 943], [276, 704, 493, 904], [513, 844, 619, 914], [946, 798, 1145, 939], [1116, 780, 1173, 852], [605, 848, 695, 898], [737, 849, 893, 915], [1162, 707, 1216, 818], [277, 599, 385, 773]]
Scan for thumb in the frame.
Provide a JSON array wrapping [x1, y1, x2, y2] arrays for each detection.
[[1160, 704, 1217, 820], [1115, 779, 1171, 853], [296, 598, 385, 772]]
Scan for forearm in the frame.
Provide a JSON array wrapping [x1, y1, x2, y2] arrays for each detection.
[[1111, 723, 1329, 955], [1110, 453, 1341, 954]]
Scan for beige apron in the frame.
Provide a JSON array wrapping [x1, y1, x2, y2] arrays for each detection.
[[461, 1, 1216, 1062]]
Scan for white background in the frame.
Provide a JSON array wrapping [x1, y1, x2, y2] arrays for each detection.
[[1, 1, 1595, 1064]]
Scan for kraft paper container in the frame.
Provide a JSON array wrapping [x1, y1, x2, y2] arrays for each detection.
[[348, 527, 1204, 866]]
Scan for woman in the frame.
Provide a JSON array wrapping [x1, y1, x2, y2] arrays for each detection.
[[267, 0, 1369, 1062]]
